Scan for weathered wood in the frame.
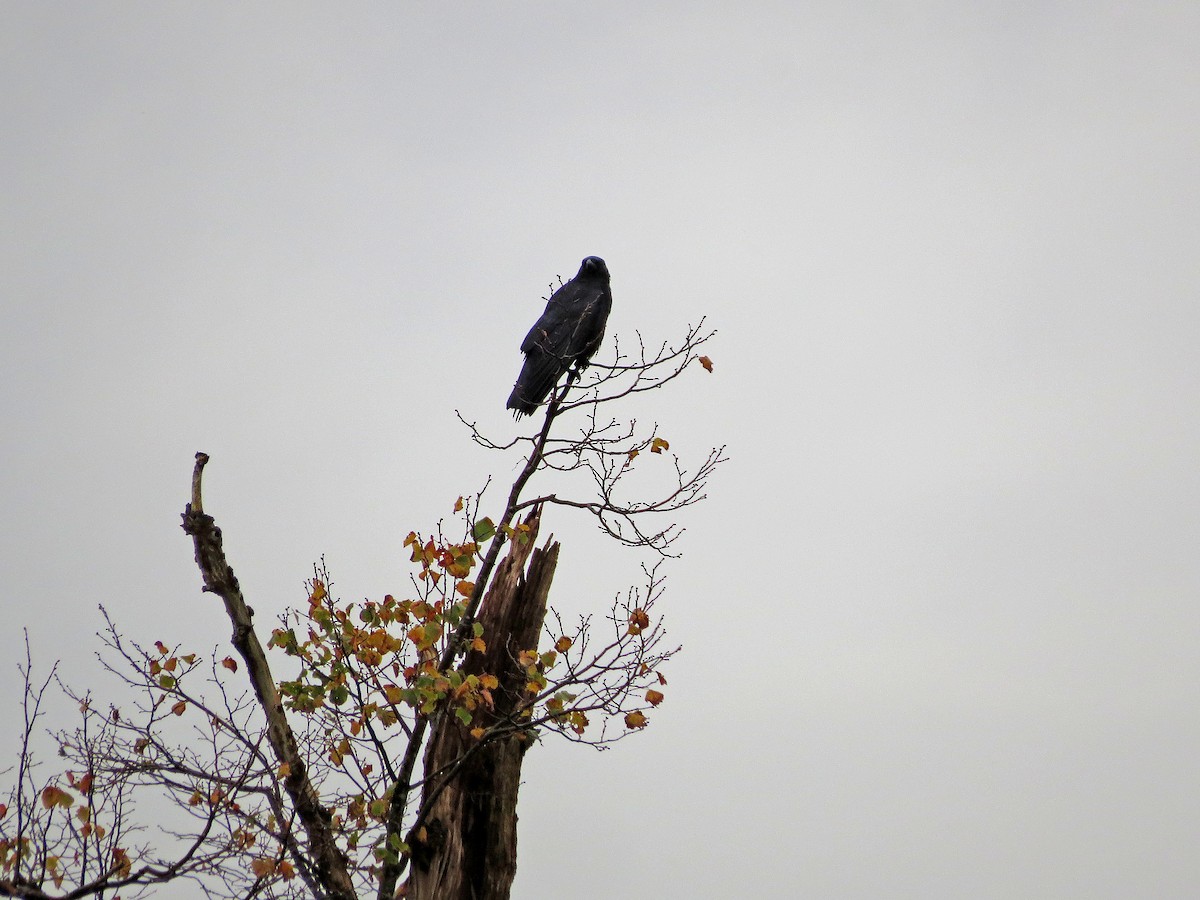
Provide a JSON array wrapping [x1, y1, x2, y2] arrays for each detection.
[[407, 509, 559, 900], [181, 453, 356, 900]]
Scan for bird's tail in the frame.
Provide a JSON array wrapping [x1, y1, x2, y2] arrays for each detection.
[[506, 353, 565, 417]]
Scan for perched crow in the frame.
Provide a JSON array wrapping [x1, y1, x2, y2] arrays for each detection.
[[506, 256, 612, 417]]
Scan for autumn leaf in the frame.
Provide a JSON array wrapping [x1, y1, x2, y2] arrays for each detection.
[[470, 636, 486, 652], [250, 857, 275, 878], [0, 803, 7, 819], [624, 710, 649, 729], [112, 847, 132, 878], [41, 786, 73, 809], [279, 860, 296, 881], [454, 496, 464, 513], [154, 641, 169, 655], [470, 727, 486, 740], [309, 580, 327, 604], [650, 436, 670, 454], [455, 580, 475, 598], [627, 608, 650, 635], [221, 657, 238, 672], [646, 689, 665, 706], [277, 762, 291, 778], [554, 636, 573, 653], [698, 355, 714, 372], [627, 448, 639, 461]]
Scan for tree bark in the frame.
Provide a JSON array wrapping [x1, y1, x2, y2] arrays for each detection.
[[406, 509, 558, 900], [181, 453, 357, 900]]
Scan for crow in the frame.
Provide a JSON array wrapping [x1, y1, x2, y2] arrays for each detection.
[[506, 256, 612, 417]]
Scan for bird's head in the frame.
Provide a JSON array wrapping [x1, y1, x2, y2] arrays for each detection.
[[578, 256, 609, 280]]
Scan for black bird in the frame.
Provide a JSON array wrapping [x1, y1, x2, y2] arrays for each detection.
[[506, 256, 612, 417]]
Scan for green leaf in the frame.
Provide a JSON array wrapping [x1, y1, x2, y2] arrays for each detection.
[[473, 517, 496, 541], [472, 621, 485, 638], [454, 707, 473, 726]]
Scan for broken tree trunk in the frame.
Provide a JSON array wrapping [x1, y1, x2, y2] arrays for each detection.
[[406, 509, 558, 900]]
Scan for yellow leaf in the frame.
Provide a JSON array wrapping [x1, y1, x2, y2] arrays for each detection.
[[454, 496, 464, 513], [470, 636, 486, 653], [646, 689, 665, 706], [455, 580, 475, 597], [624, 710, 649, 729], [277, 762, 291, 778], [554, 636, 573, 653], [650, 437, 670, 454]]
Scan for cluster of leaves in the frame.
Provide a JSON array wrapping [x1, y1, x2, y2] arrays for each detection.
[[269, 526, 497, 731], [0, 769, 128, 892]]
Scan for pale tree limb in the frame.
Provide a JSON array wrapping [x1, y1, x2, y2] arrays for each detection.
[[180, 452, 356, 900]]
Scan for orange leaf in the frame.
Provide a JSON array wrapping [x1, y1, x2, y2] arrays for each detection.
[[698, 355, 714, 372], [455, 580, 475, 598], [454, 496, 464, 513], [41, 786, 73, 809], [627, 608, 650, 635], [470, 636, 486, 653], [221, 657, 238, 672], [112, 847, 132, 878], [624, 710, 649, 729], [250, 857, 275, 878], [171, 700, 187, 716], [277, 763, 291, 778], [646, 689, 665, 706], [554, 636, 573, 653], [154, 641, 169, 655]]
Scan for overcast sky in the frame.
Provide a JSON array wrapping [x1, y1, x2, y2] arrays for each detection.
[[3, 3, 1199, 898]]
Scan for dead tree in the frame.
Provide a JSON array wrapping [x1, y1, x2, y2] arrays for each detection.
[[1, 321, 722, 900]]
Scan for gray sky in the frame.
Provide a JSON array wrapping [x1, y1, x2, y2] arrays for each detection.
[[3, 3, 1199, 897]]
